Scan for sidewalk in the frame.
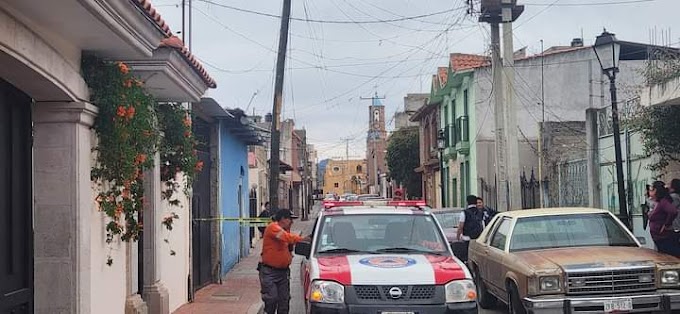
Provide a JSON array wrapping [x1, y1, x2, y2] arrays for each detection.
[[174, 241, 265, 314], [174, 206, 319, 314]]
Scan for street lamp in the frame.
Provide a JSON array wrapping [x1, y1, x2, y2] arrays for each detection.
[[437, 129, 446, 208], [593, 30, 630, 229]]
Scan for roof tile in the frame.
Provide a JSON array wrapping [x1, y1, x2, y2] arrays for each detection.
[[449, 53, 490, 71], [133, 0, 217, 89]]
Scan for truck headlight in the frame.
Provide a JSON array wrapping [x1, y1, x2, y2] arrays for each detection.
[[445, 279, 477, 303], [310, 280, 344, 303], [539, 276, 561, 292], [661, 270, 680, 287]]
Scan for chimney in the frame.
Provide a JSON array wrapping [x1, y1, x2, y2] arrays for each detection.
[[571, 38, 584, 47], [265, 113, 273, 122]]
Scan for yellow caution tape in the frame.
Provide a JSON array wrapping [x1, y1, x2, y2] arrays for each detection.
[[192, 217, 274, 226]]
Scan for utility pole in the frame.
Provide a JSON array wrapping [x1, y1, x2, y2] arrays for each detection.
[[479, 0, 524, 212], [538, 39, 545, 208], [181, 0, 185, 42], [502, 3, 522, 210], [268, 0, 292, 210]]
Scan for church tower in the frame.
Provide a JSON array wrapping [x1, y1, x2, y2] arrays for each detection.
[[365, 92, 387, 195]]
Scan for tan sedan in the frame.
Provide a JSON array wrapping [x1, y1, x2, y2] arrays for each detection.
[[468, 208, 680, 314]]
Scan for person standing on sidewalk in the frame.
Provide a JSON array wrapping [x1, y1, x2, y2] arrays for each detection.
[[258, 209, 309, 314], [648, 181, 680, 257], [258, 202, 272, 235]]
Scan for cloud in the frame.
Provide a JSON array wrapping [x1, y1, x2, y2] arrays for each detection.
[[152, 0, 679, 159]]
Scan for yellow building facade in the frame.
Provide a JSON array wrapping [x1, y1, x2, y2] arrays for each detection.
[[323, 159, 368, 195]]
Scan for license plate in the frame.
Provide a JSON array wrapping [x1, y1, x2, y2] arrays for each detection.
[[604, 298, 633, 313]]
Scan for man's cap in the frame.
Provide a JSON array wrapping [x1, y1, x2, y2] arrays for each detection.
[[273, 209, 298, 221]]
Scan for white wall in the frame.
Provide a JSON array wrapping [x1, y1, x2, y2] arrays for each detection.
[[159, 176, 191, 312]]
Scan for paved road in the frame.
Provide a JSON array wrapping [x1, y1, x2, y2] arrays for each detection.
[[287, 204, 506, 313]]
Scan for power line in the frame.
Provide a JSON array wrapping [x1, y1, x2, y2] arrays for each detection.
[[196, 0, 465, 24], [524, 0, 656, 6]]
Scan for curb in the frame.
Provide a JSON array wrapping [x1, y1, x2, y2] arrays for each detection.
[[246, 301, 264, 314]]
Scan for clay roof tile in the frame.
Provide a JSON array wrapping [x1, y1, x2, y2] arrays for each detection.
[[134, 0, 216, 88]]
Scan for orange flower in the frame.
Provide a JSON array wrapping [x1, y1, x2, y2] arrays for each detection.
[[126, 106, 136, 119], [115, 203, 123, 219], [121, 188, 130, 200], [117, 106, 127, 117], [117, 62, 129, 74], [135, 153, 147, 165], [123, 180, 132, 190], [124, 79, 133, 88], [195, 160, 204, 172], [184, 130, 191, 137], [142, 130, 153, 137], [183, 116, 192, 127]]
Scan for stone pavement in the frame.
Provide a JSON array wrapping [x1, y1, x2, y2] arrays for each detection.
[[173, 205, 319, 314]]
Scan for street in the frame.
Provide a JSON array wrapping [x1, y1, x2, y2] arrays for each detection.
[[288, 206, 506, 314]]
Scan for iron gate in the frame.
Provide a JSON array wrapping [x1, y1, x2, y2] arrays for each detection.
[[520, 170, 541, 209], [0, 79, 33, 313], [557, 159, 589, 207]]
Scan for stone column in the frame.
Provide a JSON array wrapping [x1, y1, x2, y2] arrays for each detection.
[[33, 102, 97, 314], [142, 152, 170, 314], [586, 108, 602, 209]]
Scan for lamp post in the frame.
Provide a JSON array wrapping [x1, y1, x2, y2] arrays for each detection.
[[593, 30, 630, 229], [437, 129, 446, 208]]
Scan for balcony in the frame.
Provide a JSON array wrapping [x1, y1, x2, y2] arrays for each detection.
[[455, 115, 470, 154]]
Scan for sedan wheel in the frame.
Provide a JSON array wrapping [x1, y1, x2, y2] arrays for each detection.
[[473, 269, 496, 309], [507, 284, 526, 314]]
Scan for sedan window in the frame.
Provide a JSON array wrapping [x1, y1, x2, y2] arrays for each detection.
[[509, 213, 637, 252], [489, 218, 511, 250]]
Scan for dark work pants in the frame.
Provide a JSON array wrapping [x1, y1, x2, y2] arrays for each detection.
[[259, 265, 291, 314]]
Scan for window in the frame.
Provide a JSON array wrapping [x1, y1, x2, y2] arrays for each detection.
[[315, 214, 447, 254], [334, 183, 339, 188], [333, 166, 340, 172], [490, 218, 511, 250], [463, 89, 469, 116], [509, 214, 637, 252], [356, 165, 362, 173]]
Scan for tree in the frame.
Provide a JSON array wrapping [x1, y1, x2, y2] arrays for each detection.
[[386, 127, 422, 198]]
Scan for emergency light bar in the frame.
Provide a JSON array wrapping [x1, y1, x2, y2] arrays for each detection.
[[322, 200, 427, 209]]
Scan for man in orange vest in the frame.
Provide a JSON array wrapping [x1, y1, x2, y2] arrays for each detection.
[[258, 209, 309, 314]]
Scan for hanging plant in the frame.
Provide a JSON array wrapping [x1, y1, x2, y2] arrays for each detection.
[[157, 102, 202, 232], [83, 56, 160, 265]]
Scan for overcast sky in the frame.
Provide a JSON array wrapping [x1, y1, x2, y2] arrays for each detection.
[[152, 0, 679, 160]]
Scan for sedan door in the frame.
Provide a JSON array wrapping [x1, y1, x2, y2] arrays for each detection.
[[484, 218, 513, 299]]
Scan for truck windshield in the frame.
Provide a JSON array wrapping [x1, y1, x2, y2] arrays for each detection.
[[314, 214, 448, 255]]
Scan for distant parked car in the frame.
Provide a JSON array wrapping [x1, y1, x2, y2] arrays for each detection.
[[431, 208, 466, 261], [469, 207, 680, 313]]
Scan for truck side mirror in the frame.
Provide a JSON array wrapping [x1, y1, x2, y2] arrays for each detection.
[[295, 241, 312, 258]]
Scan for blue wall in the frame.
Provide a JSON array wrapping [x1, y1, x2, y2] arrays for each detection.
[[219, 121, 251, 276]]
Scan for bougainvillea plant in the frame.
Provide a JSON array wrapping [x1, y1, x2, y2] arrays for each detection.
[[83, 56, 160, 265]]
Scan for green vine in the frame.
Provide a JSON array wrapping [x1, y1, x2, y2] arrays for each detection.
[[157, 102, 201, 232], [628, 104, 680, 174], [83, 56, 201, 265], [83, 57, 158, 263]]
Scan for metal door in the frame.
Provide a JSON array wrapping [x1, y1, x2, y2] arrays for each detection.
[[192, 119, 213, 292], [0, 78, 33, 313]]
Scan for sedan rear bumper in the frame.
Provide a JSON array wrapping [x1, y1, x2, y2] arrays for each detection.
[[523, 291, 680, 313]]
